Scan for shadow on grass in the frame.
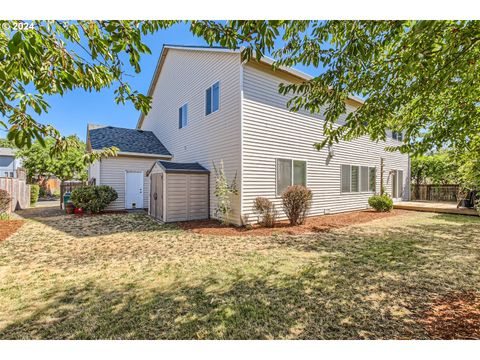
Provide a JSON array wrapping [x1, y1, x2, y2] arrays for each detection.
[[15, 205, 179, 238], [0, 268, 425, 340]]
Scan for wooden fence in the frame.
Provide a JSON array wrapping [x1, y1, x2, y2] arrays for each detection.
[[0, 176, 30, 213], [411, 184, 459, 202], [59, 181, 86, 209]]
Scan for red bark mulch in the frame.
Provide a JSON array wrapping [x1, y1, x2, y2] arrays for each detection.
[[177, 209, 407, 237], [418, 291, 480, 339], [0, 220, 25, 242]]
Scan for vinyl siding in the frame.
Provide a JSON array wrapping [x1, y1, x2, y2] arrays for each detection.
[[99, 155, 160, 210], [241, 63, 410, 223], [141, 49, 242, 224]]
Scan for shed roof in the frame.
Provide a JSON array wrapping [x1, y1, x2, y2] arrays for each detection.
[[87, 124, 172, 157], [148, 161, 210, 175]]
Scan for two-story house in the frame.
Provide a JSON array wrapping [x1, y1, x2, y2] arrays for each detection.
[[87, 44, 410, 225]]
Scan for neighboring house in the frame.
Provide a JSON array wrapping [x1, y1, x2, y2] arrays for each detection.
[[87, 44, 410, 224], [0, 147, 22, 178]]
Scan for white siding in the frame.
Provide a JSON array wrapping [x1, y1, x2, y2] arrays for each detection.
[[241, 63, 410, 223], [88, 161, 100, 184], [141, 49, 242, 224], [99, 156, 160, 210]]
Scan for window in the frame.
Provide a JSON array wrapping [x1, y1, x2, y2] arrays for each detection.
[[205, 81, 220, 115], [369, 167, 376, 192], [9, 172, 14, 178], [276, 159, 307, 195], [351, 166, 359, 192], [392, 131, 403, 141], [361, 166, 369, 192], [179, 103, 188, 129], [341, 165, 377, 193]]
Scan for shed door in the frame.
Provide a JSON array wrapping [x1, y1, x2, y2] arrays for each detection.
[[165, 173, 208, 222], [150, 173, 163, 220], [126, 171, 144, 209]]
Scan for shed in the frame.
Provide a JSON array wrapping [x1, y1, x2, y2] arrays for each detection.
[[147, 161, 210, 222]]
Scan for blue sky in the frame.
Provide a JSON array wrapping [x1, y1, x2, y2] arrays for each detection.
[[1, 22, 322, 142]]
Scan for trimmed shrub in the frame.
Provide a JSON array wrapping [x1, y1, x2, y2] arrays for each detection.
[[30, 184, 40, 205], [368, 194, 393, 212], [282, 185, 312, 226], [70, 185, 118, 213], [253, 197, 277, 228], [0, 189, 11, 214]]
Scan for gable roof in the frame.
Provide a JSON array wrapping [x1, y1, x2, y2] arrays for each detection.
[[87, 124, 172, 158], [136, 44, 365, 129], [147, 160, 210, 175]]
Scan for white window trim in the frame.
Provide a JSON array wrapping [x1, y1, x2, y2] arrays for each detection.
[[341, 164, 377, 194], [179, 103, 188, 129], [275, 158, 308, 197], [205, 81, 220, 117]]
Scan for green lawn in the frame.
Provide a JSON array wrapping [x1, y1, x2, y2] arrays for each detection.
[[0, 209, 479, 339]]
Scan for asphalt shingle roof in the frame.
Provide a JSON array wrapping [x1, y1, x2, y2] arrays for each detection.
[[88, 125, 171, 157], [157, 161, 209, 174]]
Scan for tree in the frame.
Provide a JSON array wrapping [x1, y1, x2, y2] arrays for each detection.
[[17, 136, 89, 183], [0, 138, 14, 148], [190, 20, 480, 155], [0, 20, 178, 151]]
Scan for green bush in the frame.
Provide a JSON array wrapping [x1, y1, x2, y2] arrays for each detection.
[[282, 185, 313, 225], [70, 185, 118, 213], [368, 194, 394, 212], [30, 184, 40, 205], [253, 197, 277, 227], [39, 187, 47, 198], [0, 189, 11, 215]]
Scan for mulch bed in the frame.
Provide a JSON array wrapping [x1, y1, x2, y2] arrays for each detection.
[[418, 291, 480, 339], [177, 209, 406, 236], [0, 220, 25, 242]]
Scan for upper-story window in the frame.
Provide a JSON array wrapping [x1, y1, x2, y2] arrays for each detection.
[[179, 103, 188, 129], [205, 81, 220, 116], [392, 131, 403, 141]]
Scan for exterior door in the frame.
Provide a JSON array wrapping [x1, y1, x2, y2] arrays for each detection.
[[391, 170, 404, 200], [125, 171, 144, 209]]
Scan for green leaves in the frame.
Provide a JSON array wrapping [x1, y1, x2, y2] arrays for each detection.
[[0, 20, 174, 148]]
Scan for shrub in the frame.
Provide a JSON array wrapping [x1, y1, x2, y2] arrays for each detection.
[[30, 184, 40, 205], [253, 197, 277, 227], [0, 189, 11, 215], [39, 186, 47, 198], [368, 194, 393, 212], [282, 185, 312, 226], [70, 185, 118, 213], [212, 160, 238, 225]]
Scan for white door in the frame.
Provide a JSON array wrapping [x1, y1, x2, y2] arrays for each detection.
[[125, 171, 144, 209]]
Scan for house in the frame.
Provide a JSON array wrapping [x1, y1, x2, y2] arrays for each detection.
[[0, 147, 22, 178], [87, 44, 410, 224]]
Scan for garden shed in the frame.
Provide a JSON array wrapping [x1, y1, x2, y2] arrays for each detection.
[[147, 161, 210, 222]]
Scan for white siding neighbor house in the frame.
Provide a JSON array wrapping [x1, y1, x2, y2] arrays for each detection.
[[0, 147, 22, 178], [88, 44, 410, 224]]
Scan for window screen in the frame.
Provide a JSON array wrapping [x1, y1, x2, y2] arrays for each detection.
[[212, 82, 219, 112], [277, 159, 292, 195], [369, 167, 376, 192], [179, 104, 188, 128], [205, 87, 212, 115], [351, 166, 359, 192], [361, 166, 369, 192], [341, 165, 350, 192], [293, 160, 306, 186]]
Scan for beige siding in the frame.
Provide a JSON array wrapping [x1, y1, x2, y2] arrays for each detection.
[[141, 49, 242, 224], [241, 63, 410, 223], [165, 173, 209, 222], [99, 155, 159, 210]]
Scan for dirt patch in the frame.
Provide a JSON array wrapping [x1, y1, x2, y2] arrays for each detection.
[[0, 220, 24, 242], [177, 209, 406, 236], [418, 291, 480, 339]]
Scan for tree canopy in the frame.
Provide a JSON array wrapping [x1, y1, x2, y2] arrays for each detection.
[[1, 20, 479, 187], [17, 136, 89, 182]]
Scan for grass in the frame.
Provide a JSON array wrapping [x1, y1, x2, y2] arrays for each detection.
[[0, 209, 479, 339]]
